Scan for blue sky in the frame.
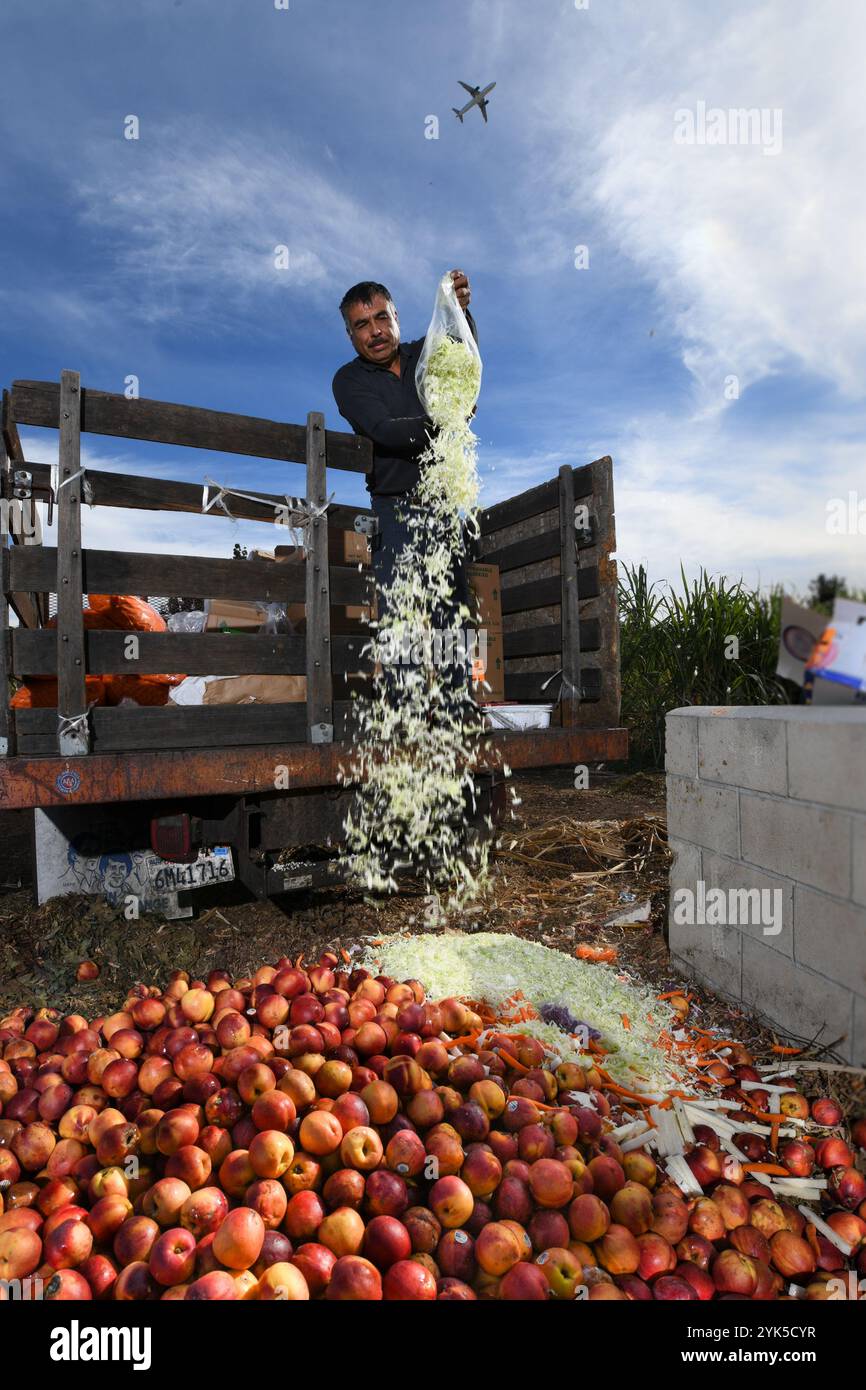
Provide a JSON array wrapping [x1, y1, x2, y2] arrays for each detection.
[[2, 0, 863, 595]]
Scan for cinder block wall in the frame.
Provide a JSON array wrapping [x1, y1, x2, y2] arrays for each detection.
[[665, 706, 866, 1064]]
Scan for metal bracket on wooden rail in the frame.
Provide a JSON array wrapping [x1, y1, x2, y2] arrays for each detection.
[[310, 722, 333, 744], [353, 514, 378, 538]]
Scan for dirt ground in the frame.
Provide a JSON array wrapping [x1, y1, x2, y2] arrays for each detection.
[[1, 767, 862, 1119]]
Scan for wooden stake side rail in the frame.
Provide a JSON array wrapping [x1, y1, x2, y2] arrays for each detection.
[[2, 372, 625, 773], [0, 726, 629, 811], [11, 380, 371, 476], [18, 461, 374, 535]]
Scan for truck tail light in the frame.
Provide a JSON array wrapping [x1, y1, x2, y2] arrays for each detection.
[[150, 813, 194, 862]]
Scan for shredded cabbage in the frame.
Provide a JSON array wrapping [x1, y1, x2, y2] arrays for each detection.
[[335, 328, 491, 916], [364, 932, 691, 1093]]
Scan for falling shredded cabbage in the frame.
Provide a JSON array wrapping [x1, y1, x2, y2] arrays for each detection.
[[364, 932, 689, 1093], [335, 327, 491, 917]]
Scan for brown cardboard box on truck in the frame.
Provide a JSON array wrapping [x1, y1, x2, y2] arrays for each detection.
[[328, 529, 371, 567], [204, 599, 264, 632], [468, 627, 505, 703], [467, 562, 503, 633]]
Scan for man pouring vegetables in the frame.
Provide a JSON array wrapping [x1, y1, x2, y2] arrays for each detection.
[[332, 270, 481, 702]]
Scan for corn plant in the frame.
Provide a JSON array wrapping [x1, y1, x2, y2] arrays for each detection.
[[617, 563, 791, 768]]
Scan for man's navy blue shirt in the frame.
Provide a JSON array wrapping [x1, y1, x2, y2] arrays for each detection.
[[332, 312, 478, 498]]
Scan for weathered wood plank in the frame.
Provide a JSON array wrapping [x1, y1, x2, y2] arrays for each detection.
[[14, 702, 310, 751], [56, 372, 89, 754], [305, 413, 333, 742], [20, 461, 372, 535], [478, 520, 596, 572], [502, 619, 599, 658], [2, 391, 44, 629], [478, 464, 594, 536], [10, 548, 374, 606], [11, 380, 372, 475], [12, 630, 373, 678], [558, 465, 582, 728], [500, 568, 598, 615], [503, 667, 602, 703]]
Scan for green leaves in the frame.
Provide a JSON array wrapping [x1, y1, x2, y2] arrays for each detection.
[[618, 564, 791, 768]]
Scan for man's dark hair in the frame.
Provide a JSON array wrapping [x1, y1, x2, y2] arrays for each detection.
[[339, 281, 393, 328]]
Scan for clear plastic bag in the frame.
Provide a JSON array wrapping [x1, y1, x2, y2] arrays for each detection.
[[166, 609, 206, 634], [415, 272, 482, 423], [259, 602, 295, 635]]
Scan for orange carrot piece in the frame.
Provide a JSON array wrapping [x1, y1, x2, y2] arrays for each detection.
[[742, 1163, 790, 1176], [498, 1048, 530, 1074], [771, 1044, 803, 1055], [340, 949, 351, 964]]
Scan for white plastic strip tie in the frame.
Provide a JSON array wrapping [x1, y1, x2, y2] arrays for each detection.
[[201, 477, 334, 531], [57, 701, 96, 740]]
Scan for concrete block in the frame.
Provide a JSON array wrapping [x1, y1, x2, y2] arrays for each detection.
[[702, 851, 793, 957], [666, 775, 739, 858], [667, 836, 702, 889], [741, 936, 855, 1061], [853, 994, 866, 1069], [667, 916, 743, 1001], [740, 792, 851, 897], [697, 712, 787, 795], [793, 885, 866, 994], [853, 817, 866, 908], [665, 713, 698, 779], [787, 716, 866, 813]]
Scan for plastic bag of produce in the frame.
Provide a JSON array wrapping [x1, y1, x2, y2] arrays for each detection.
[[415, 272, 482, 423]]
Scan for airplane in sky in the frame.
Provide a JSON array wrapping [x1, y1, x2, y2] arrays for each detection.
[[453, 80, 496, 124]]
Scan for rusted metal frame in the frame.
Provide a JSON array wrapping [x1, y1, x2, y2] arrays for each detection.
[[558, 464, 582, 728], [0, 727, 629, 811], [304, 412, 333, 744], [56, 371, 89, 755]]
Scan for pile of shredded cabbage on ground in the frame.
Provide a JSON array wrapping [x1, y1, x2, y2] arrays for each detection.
[[364, 932, 692, 1095]]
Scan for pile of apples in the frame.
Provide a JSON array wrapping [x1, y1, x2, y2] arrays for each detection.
[[0, 952, 865, 1301]]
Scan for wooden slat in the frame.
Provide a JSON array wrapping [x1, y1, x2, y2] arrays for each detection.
[[578, 456, 621, 729], [20, 461, 372, 534], [10, 547, 374, 606], [14, 702, 309, 751], [12, 630, 373, 678], [2, 391, 44, 630], [502, 619, 600, 658], [478, 518, 596, 572], [305, 413, 333, 740], [0, 496, 13, 756], [11, 380, 372, 475], [56, 371, 89, 754], [500, 568, 598, 615], [503, 668, 602, 703], [558, 465, 582, 728], [478, 464, 594, 536], [478, 527, 560, 572]]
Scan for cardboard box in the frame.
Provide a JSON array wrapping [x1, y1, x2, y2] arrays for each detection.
[[328, 529, 371, 567], [469, 627, 505, 703], [467, 562, 503, 633], [202, 675, 306, 705], [205, 599, 264, 632]]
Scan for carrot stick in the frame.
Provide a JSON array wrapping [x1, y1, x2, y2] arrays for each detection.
[[621, 1015, 631, 1030], [498, 1048, 530, 1074], [448, 1032, 482, 1049], [771, 1044, 803, 1055], [340, 949, 351, 964], [742, 1163, 790, 1176]]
